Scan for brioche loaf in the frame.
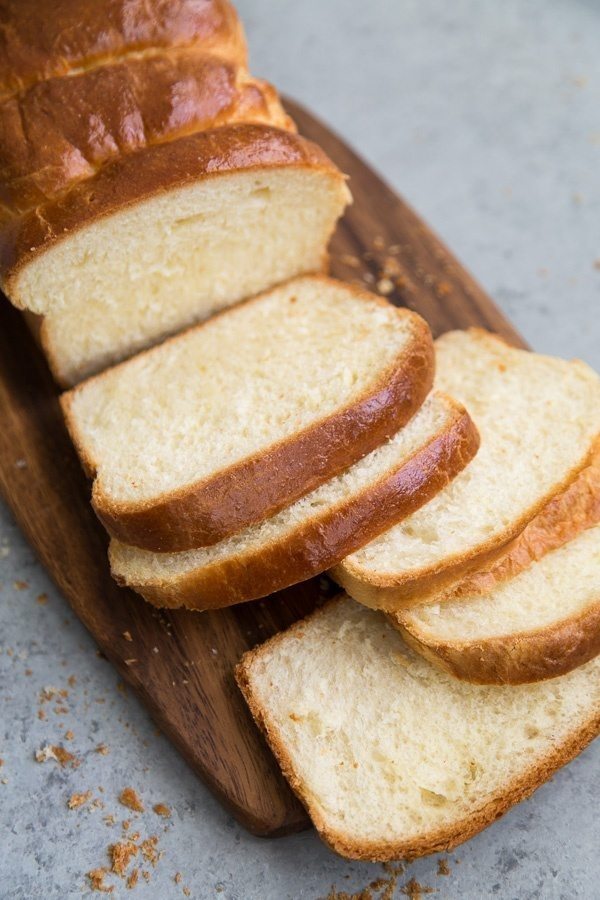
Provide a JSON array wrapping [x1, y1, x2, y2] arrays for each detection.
[[333, 330, 600, 611], [0, 0, 349, 384], [62, 276, 436, 552], [109, 392, 478, 609], [237, 596, 600, 861]]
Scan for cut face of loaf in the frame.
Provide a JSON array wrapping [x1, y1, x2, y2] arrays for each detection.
[[62, 276, 436, 553], [396, 524, 600, 685], [4, 127, 349, 385], [0, 1, 350, 385], [236, 597, 600, 861], [109, 393, 479, 610], [333, 329, 600, 611]]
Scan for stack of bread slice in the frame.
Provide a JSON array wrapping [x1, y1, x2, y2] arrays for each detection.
[[62, 275, 479, 609], [238, 328, 600, 861]]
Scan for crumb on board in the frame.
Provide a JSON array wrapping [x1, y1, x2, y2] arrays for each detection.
[[126, 868, 139, 889], [13, 579, 28, 590], [96, 743, 110, 755], [119, 787, 144, 812], [64, 730, 74, 741], [36, 592, 48, 604], [123, 630, 133, 642]]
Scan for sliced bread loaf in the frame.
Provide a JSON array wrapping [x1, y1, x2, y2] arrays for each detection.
[[333, 330, 600, 611], [395, 523, 600, 685], [109, 393, 478, 609], [236, 596, 600, 861], [62, 277, 435, 552]]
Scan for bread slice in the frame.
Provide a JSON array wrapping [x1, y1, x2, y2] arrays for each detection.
[[4, 126, 349, 385], [395, 521, 600, 685], [109, 392, 478, 609], [236, 596, 600, 861], [62, 276, 435, 552], [333, 330, 600, 611]]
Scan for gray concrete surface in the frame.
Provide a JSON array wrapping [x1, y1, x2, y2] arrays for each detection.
[[1, 1, 599, 897]]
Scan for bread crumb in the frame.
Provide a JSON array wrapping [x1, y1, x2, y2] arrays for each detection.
[[376, 277, 394, 295], [126, 868, 139, 889], [87, 868, 113, 893], [64, 730, 74, 741], [153, 803, 171, 818], [140, 836, 160, 866], [437, 858, 450, 876], [183, 888, 190, 897], [373, 235, 385, 250], [13, 579, 28, 590], [36, 592, 48, 604], [401, 877, 435, 899], [124, 658, 138, 666], [68, 791, 92, 810], [37, 709, 46, 721], [122, 631, 133, 642], [96, 743, 110, 755], [142, 870, 151, 883], [35, 744, 78, 767], [119, 787, 144, 812], [434, 280, 452, 298], [174, 872, 183, 884], [110, 840, 138, 876]]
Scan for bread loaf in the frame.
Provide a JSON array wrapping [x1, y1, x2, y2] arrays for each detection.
[[0, 0, 349, 384]]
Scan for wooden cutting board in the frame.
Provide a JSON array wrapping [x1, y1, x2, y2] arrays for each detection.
[[0, 99, 526, 838]]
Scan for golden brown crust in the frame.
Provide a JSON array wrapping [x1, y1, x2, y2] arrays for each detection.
[[0, 51, 292, 213], [82, 289, 435, 552], [333, 439, 600, 612], [1, 124, 343, 289], [236, 597, 600, 862], [111, 401, 479, 608], [451, 443, 600, 597], [0, 0, 245, 100], [391, 449, 600, 685], [396, 601, 600, 686]]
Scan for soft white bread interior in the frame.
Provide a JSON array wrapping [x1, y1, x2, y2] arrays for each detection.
[[395, 524, 600, 685], [62, 276, 435, 552], [236, 596, 600, 861], [333, 330, 600, 610], [109, 392, 479, 609], [19, 166, 349, 385]]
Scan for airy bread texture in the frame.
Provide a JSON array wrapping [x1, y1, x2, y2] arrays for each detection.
[[0, 0, 350, 385], [62, 276, 436, 552], [236, 596, 600, 861], [22, 155, 348, 384], [109, 393, 479, 609], [333, 330, 600, 611], [396, 524, 600, 685]]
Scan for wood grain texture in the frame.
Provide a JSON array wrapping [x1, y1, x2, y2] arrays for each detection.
[[0, 98, 525, 837]]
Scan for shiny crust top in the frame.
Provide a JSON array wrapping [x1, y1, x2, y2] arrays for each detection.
[[0, 0, 307, 269], [0, 0, 246, 98]]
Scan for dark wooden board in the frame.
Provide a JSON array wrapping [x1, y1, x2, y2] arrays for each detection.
[[0, 99, 526, 838]]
